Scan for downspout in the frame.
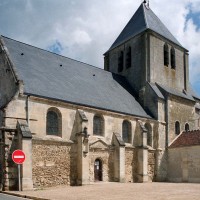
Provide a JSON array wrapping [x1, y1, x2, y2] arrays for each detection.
[[165, 96, 169, 181], [26, 96, 30, 126], [165, 96, 169, 148]]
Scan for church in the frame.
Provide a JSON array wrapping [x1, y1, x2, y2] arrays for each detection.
[[0, 1, 200, 191]]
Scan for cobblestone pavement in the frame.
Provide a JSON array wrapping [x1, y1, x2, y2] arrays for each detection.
[[5, 182, 200, 200]]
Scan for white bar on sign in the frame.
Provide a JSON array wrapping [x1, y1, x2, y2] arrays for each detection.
[[14, 156, 24, 158]]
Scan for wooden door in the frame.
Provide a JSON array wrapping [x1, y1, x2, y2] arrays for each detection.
[[94, 159, 102, 181]]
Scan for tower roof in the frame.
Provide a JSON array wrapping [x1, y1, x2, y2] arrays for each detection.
[[109, 3, 182, 50]]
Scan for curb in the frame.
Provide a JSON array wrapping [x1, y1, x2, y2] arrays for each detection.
[[0, 191, 50, 200]]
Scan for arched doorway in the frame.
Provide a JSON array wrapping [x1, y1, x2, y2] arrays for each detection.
[[94, 159, 102, 181]]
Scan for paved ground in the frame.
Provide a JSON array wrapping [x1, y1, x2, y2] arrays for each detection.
[[0, 193, 27, 200], [3, 182, 200, 200]]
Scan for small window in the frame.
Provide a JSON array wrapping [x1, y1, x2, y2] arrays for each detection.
[[164, 43, 169, 66], [185, 123, 189, 132], [46, 109, 62, 136], [175, 121, 180, 135], [93, 115, 104, 136], [145, 123, 152, 147], [122, 120, 131, 143], [126, 47, 131, 69], [171, 47, 176, 69], [118, 51, 124, 72]]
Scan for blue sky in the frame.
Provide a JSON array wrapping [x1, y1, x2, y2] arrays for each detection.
[[0, 0, 200, 95], [185, 7, 200, 95]]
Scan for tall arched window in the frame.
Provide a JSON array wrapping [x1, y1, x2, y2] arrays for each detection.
[[171, 47, 176, 69], [93, 115, 104, 136], [122, 120, 131, 143], [185, 123, 189, 132], [118, 51, 124, 72], [126, 47, 131, 69], [164, 43, 169, 66], [145, 123, 152, 147], [46, 108, 62, 136], [175, 121, 180, 135]]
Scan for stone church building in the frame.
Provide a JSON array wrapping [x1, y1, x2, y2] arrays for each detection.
[[0, 1, 200, 190]]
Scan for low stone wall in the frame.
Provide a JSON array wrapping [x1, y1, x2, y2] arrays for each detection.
[[32, 139, 71, 188], [125, 147, 137, 182], [148, 150, 156, 181], [168, 146, 200, 183]]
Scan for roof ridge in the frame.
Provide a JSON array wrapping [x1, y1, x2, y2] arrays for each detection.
[[142, 3, 149, 28], [0, 35, 108, 74]]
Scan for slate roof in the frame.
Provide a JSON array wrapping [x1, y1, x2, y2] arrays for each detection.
[[156, 83, 195, 102], [148, 82, 164, 99], [169, 130, 200, 148], [1, 36, 150, 118], [109, 3, 182, 51]]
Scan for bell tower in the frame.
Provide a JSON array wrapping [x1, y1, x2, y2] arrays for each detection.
[[104, 1, 189, 95]]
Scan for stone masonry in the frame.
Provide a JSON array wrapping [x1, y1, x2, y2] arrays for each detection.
[[32, 138, 71, 188]]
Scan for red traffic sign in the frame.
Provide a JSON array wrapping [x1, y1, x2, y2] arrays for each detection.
[[12, 150, 26, 164]]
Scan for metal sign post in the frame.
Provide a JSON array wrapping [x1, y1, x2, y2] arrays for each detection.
[[12, 150, 26, 191], [18, 164, 21, 191]]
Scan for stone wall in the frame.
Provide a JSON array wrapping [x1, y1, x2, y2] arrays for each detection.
[[148, 150, 156, 181], [149, 34, 186, 91], [105, 34, 146, 93], [32, 138, 72, 188], [125, 147, 137, 182], [168, 97, 195, 143]]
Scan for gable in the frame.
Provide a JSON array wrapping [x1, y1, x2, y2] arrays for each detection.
[[89, 140, 109, 150]]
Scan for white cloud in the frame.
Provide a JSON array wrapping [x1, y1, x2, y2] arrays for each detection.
[[0, 0, 200, 93]]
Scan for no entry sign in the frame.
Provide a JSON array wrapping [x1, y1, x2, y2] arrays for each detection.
[[12, 150, 26, 164]]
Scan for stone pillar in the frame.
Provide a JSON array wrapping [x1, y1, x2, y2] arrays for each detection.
[[76, 110, 89, 186], [119, 146, 125, 182], [137, 121, 148, 182], [113, 133, 125, 182], [21, 138, 33, 190], [77, 130, 90, 185]]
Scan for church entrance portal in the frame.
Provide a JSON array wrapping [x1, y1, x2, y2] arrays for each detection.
[[94, 159, 102, 181]]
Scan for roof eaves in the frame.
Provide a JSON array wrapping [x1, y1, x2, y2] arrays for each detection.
[[24, 92, 152, 120], [156, 83, 195, 102], [104, 30, 146, 54], [147, 30, 187, 51]]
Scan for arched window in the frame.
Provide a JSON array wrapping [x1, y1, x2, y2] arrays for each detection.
[[122, 120, 131, 143], [145, 123, 152, 147], [46, 108, 62, 136], [175, 121, 180, 135], [118, 51, 124, 72], [164, 43, 169, 66], [126, 47, 131, 69], [171, 47, 176, 69], [185, 123, 189, 132], [93, 115, 104, 136]]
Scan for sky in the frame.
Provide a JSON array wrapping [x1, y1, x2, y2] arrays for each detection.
[[0, 0, 200, 95]]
